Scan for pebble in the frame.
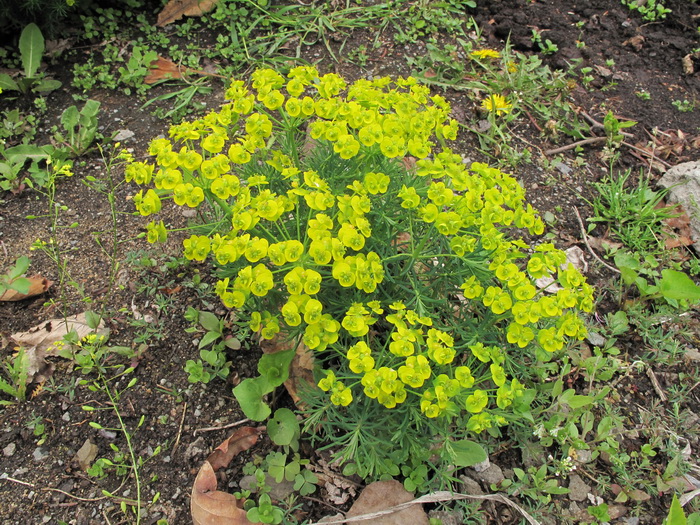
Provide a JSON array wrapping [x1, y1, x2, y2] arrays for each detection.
[[567, 474, 591, 502], [473, 464, 505, 485], [62, 412, 71, 422], [3, 443, 16, 457], [98, 429, 117, 440], [113, 129, 135, 141], [33, 447, 49, 461], [459, 475, 484, 495]]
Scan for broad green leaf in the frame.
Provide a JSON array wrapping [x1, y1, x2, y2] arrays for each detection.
[[567, 394, 594, 409], [9, 277, 31, 295], [81, 99, 101, 118], [0, 73, 19, 91], [9, 255, 30, 279], [5, 144, 51, 164], [198, 330, 220, 349], [267, 408, 300, 447], [198, 311, 221, 332], [663, 494, 686, 525], [448, 439, 487, 467], [257, 349, 295, 387], [84, 310, 102, 329], [61, 106, 80, 131], [233, 377, 273, 421], [659, 269, 700, 302], [33, 78, 61, 92], [19, 23, 44, 79]]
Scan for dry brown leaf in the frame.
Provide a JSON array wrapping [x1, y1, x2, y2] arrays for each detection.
[[10, 312, 105, 352], [10, 312, 107, 383], [0, 276, 52, 301], [191, 426, 261, 525], [144, 56, 222, 84], [260, 336, 315, 406], [587, 236, 623, 253], [665, 236, 694, 249], [346, 480, 429, 525], [622, 35, 645, 52], [157, 0, 220, 27]]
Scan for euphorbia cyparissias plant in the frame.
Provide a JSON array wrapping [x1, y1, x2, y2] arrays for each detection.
[[127, 66, 593, 437]]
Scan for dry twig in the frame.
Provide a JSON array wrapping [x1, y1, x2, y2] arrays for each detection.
[[573, 207, 621, 274], [194, 417, 250, 435]]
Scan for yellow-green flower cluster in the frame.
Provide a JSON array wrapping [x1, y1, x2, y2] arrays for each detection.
[[126, 66, 595, 436]]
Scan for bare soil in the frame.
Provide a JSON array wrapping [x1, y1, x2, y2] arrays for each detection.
[[1, 0, 700, 524]]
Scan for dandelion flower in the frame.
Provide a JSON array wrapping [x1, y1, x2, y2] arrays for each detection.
[[471, 49, 500, 60], [481, 94, 512, 116]]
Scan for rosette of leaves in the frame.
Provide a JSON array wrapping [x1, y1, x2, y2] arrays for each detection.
[[126, 66, 595, 480]]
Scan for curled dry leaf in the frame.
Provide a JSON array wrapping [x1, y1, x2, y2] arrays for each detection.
[[10, 312, 107, 383], [144, 56, 223, 84], [0, 275, 52, 301], [191, 426, 262, 525], [156, 0, 220, 27], [11, 312, 105, 352], [346, 480, 429, 525]]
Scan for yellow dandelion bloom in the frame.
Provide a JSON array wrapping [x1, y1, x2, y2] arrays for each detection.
[[481, 94, 512, 116], [471, 49, 500, 60]]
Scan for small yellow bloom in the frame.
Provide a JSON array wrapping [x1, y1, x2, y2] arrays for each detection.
[[471, 49, 500, 60], [481, 94, 512, 116]]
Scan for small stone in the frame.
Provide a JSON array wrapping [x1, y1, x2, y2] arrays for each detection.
[[575, 449, 594, 464], [471, 457, 490, 472], [33, 447, 49, 461], [113, 129, 135, 141], [555, 162, 572, 175], [585, 332, 606, 348], [62, 412, 71, 422], [473, 464, 504, 485], [608, 505, 628, 519], [567, 474, 591, 502], [98, 429, 117, 440], [239, 475, 256, 492], [459, 475, 484, 495], [184, 436, 207, 462], [3, 443, 16, 457]]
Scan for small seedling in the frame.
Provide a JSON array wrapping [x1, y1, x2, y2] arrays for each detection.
[[0, 24, 61, 95]]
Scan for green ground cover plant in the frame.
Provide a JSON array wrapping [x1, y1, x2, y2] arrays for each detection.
[[126, 66, 595, 491]]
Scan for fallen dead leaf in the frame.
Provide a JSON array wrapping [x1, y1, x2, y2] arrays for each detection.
[[622, 34, 644, 52], [682, 51, 699, 76], [346, 480, 429, 525], [10, 312, 107, 383], [11, 312, 105, 352], [0, 276, 52, 301], [191, 426, 261, 525], [157, 0, 220, 27], [586, 235, 623, 253], [310, 456, 358, 506], [144, 56, 223, 84]]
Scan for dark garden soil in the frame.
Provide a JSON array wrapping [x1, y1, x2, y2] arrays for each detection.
[[1, 0, 700, 523]]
